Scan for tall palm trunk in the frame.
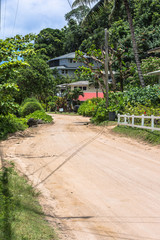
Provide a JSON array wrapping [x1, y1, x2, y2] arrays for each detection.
[[123, 0, 145, 87]]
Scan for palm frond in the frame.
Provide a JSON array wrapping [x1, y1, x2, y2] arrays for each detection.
[[72, 0, 99, 8]]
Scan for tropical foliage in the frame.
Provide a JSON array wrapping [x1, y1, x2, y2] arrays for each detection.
[[78, 86, 160, 123], [0, 0, 160, 136]]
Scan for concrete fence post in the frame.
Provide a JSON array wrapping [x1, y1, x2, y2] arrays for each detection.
[[132, 115, 134, 126], [151, 115, 154, 131], [118, 114, 120, 125], [142, 114, 144, 127]]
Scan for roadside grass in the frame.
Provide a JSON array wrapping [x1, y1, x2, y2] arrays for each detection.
[[0, 162, 58, 240], [94, 120, 117, 126], [49, 111, 78, 116], [113, 125, 160, 145]]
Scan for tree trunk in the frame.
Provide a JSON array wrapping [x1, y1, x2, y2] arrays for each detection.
[[117, 54, 124, 92], [96, 88, 98, 98], [104, 28, 109, 108], [123, 0, 145, 87]]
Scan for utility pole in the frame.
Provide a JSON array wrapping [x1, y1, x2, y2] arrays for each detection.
[[104, 28, 109, 108]]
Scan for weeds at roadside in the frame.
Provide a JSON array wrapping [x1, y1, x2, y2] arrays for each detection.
[[113, 125, 160, 145], [0, 160, 58, 240], [49, 111, 79, 116]]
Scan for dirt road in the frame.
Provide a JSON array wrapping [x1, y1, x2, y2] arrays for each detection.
[[2, 114, 160, 240]]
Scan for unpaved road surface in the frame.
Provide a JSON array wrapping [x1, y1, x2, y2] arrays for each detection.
[[1, 114, 160, 240]]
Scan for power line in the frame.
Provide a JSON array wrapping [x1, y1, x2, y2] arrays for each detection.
[[67, 0, 72, 9], [12, 0, 19, 36]]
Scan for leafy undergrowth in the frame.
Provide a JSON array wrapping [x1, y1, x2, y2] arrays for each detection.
[[0, 114, 28, 140], [0, 162, 58, 240], [0, 111, 53, 140], [113, 126, 160, 145], [26, 110, 53, 123]]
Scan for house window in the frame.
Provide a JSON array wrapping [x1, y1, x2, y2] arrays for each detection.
[[69, 59, 73, 63], [74, 87, 77, 89], [83, 86, 87, 91], [61, 70, 68, 74]]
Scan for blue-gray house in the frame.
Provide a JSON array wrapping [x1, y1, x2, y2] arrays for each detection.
[[48, 52, 100, 77]]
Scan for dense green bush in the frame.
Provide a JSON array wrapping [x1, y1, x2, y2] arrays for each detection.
[[123, 103, 160, 126], [78, 95, 126, 123], [25, 110, 53, 123], [0, 83, 19, 115], [123, 85, 160, 106], [78, 100, 97, 117], [20, 97, 39, 107], [20, 101, 44, 117], [78, 86, 160, 124], [78, 98, 104, 117], [91, 106, 108, 123], [124, 102, 160, 116], [0, 111, 52, 140], [0, 114, 27, 139]]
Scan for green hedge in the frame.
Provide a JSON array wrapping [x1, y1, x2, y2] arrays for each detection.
[[0, 111, 52, 140], [25, 110, 53, 123], [0, 114, 27, 140], [20, 102, 44, 117]]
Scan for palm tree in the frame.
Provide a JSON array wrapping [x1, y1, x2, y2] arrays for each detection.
[[71, 88, 84, 103], [72, 0, 145, 87]]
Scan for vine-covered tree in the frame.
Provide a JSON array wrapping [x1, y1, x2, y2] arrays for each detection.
[[34, 28, 65, 60], [72, 0, 145, 87]]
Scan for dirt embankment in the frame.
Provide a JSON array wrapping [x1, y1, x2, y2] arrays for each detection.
[[1, 114, 160, 240]]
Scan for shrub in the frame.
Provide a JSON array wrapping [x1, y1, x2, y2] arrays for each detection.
[[20, 101, 44, 117], [78, 98, 101, 117], [123, 85, 160, 106], [25, 110, 53, 123], [124, 102, 160, 116], [91, 106, 108, 123], [78, 86, 160, 124], [0, 114, 27, 139], [21, 97, 39, 106]]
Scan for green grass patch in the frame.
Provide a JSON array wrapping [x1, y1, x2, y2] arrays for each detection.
[[91, 120, 117, 126], [113, 125, 160, 145], [49, 111, 78, 116], [0, 162, 58, 240]]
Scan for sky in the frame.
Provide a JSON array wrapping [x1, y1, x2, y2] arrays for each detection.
[[0, 0, 73, 39]]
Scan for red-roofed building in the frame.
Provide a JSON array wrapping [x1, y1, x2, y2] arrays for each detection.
[[68, 81, 104, 102], [78, 92, 104, 101]]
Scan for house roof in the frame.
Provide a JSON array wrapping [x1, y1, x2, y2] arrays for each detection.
[[50, 66, 77, 70], [69, 81, 89, 86], [57, 81, 89, 89], [78, 92, 104, 101], [48, 52, 91, 62], [48, 52, 76, 62], [147, 47, 160, 54]]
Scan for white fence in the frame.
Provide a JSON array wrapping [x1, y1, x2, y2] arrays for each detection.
[[118, 114, 160, 131]]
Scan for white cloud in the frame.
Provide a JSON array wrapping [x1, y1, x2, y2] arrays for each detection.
[[0, 0, 73, 39]]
